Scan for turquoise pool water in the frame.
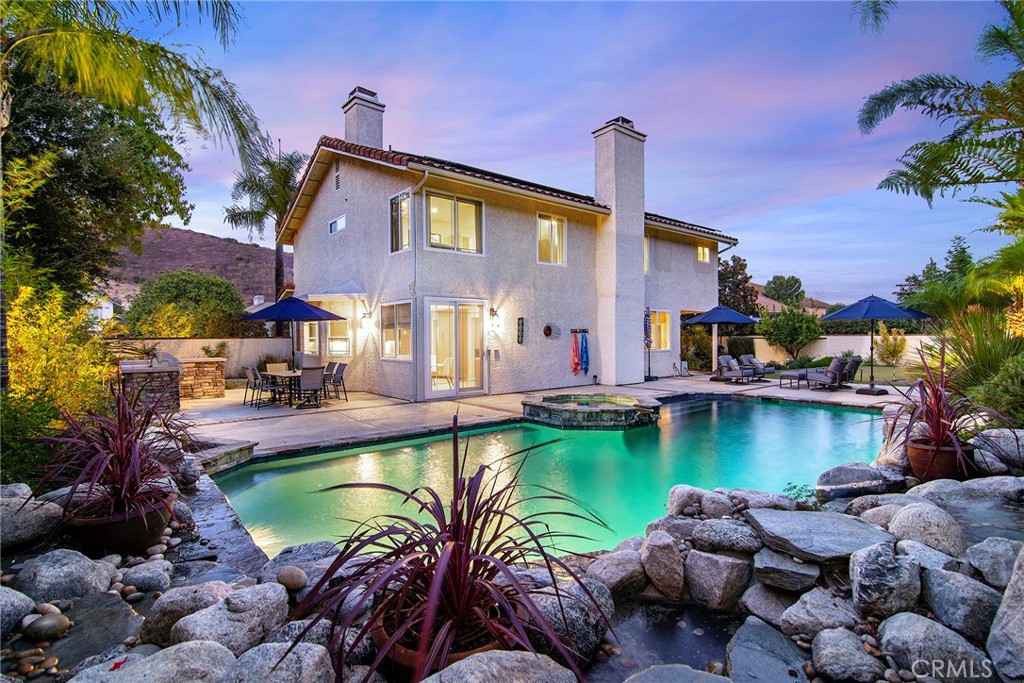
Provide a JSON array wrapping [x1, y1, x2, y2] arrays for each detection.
[[216, 398, 883, 556]]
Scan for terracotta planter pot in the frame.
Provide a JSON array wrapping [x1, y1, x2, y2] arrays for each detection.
[[67, 497, 175, 556], [370, 619, 499, 682], [906, 438, 976, 482]]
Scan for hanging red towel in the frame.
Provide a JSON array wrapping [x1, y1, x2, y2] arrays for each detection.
[[570, 332, 581, 374]]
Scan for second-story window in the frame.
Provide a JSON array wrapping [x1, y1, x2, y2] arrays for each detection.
[[427, 192, 482, 254], [390, 191, 410, 252], [537, 214, 566, 265], [696, 245, 710, 262]]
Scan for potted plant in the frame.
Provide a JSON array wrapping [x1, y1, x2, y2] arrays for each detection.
[[888, 344, 1005, 482], [289, 416, 612, 682], [32, 387, 189, 555]]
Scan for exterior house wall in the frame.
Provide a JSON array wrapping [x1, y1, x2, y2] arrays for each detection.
[[292, 156, 419, 400], [644, 231, 719, 378]]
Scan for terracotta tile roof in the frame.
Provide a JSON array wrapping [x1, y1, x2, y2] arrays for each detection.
[[644, 211, 733, 241], [318, 136, 607, 209]]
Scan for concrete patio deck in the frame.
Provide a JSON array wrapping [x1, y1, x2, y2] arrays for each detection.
[[182, 374, 896, 458]]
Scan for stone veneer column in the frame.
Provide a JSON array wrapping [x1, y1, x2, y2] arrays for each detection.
[[593, 116, 647, 386]]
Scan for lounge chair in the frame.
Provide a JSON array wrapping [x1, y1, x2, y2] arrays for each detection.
[[295, 367, 325, 408], [838, 356, 862, 389], [739, 354, 776, 382], [718, 355, 754, 383], [807, 357, 848, 391]]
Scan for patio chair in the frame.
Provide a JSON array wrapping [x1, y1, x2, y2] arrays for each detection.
[[295, 367, 326, 409], [321, 361, 338, 397], [739, 354, 776, 382], [266, 362, 289, 373], [719, 355, 754, 383], [243, 366, 271, 409], [838, 356, 862, 389], [326, 363, 348, 401], [807, 357, 848, 391]]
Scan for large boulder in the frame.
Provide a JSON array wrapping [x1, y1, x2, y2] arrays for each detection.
[[222, 642, 334, 683], [644, 516, 700, 543], [256, 541, 338, 584], [912, 476, 1024, 505], [888, 503, 968, 557], [816, 462, 900, 502], [700, 491, 736, 518], [624, 664, 729, 682], [67, 640, 236, 683], [972, 428, 1024, 471], [0, 586, 35, 637], [896, 539, 960, 573], [639, 531, 685, 601], [921, 567, 1001, 643], [528, 578, 612, 663], [737, 583, 797, 630], [684, 550, 751, 612], [169, 583, 288, 656], [859, 503, 903, 529], [752, 547, 819, 592], [811, 627, 885, 683], [0, 496, 63, 547], [691, 519, 762, 555], [779, 587, 857, 637], [725, 616, 809, 683], [419, 650, 574, 683], [667, 485, 711, 516], [122, 559, 174, 592], [140, 580, 234, 647], [11, 549, 116, 602], [988, 546, 1024, 682], [965, 537, 1024, 591], [728, 488, 797, 511], [849, 542, 920, 619], [845, 492, 933, 517], [744, 509, 894, 563], [585, 550, 646, 602], [879, 613, 991, 683]]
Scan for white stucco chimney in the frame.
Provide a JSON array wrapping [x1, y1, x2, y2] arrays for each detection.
[[592, 116, 647, 386], [343, 86, 385, 148]]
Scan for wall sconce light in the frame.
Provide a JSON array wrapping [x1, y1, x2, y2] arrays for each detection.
[[361, 310, 373, 330], [489, 307, 499, 319]]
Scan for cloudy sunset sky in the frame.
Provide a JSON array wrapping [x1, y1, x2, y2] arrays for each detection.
[[161, 1, 1011, 303]]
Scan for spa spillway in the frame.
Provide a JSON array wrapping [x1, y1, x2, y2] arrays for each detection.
[[521, 393, 661, 429]]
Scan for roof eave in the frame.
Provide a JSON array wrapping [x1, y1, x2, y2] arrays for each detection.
[[645, 217, 738, 246]]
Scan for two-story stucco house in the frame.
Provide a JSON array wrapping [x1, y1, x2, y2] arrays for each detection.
[[278, 87, 737, 402]]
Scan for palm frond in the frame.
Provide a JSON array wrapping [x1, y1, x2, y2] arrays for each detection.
[[852, 0, 897, 36], [858, 74, 979, 134], [978, 0, 1024, 66]]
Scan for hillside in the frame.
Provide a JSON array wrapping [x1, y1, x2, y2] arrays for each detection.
[[105, 227, 293, 307]]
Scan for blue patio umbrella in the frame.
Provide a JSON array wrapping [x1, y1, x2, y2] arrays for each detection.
[[684, 306, 757, 374], [241, 297, 344, 322], [821, 295, 928, 396]]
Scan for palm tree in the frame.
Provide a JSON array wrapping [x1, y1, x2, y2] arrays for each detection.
[[1, 0, 263, 390], [858, 0, 1024, 208], [969, 237, 1024, 335], [224, 144, 308, 331]]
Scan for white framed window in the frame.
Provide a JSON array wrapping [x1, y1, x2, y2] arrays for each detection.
[[390, 190, 411, 253], [303, 321, 320, 354], [426, 192, 483, 254], [648, 310, 671, 350], [644, 236, 650, 275], [537, 213, 567, 265], [381, 301, 413, 359], [696, 245, 710, 262], [329, 214, 346, 235]]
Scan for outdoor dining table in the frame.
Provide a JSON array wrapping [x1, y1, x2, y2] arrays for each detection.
[[263, 369, 302, 406]]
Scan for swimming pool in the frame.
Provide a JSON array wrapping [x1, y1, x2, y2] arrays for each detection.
[[216, 397, 883, 556]]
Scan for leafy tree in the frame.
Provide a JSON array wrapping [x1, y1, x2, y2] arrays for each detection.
[[858, 0, 1024, 216], [944, 235, 975, 283], [4, 66, 191, 299], [125, 270, 264, 338], [894, 236, 974, 303], [718, 255, 758, 315], [876, 322, 907, 366], [763, 275, 805, 305], [224, 144, 308, 317], [755, 304, 822, 360]]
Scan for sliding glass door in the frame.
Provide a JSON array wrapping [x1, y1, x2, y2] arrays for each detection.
[[426, 299, 485, 398]]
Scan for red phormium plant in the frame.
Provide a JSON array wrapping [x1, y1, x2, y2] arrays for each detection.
[[889, 341, 1009, 477], [33, 386, 189, 520], [290, 416, 613, 682]]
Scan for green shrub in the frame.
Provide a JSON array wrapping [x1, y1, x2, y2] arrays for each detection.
[[970, 353, 1024, 424], [201, 341, 228, 358], [783, 482, 823, 511], [877, 322, 907, 366], [781, 354, 830, 370], [755, 304, 822, 360], [0, 391, 60, 486], [680, 326, 713, 372], [254, 353, 293, 372], [727, 336, 755, 359]]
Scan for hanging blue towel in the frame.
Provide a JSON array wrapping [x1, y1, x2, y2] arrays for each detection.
[[580, 332, 590, 375]]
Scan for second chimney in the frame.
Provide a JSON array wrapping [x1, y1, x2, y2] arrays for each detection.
[[343, 86, 385, 148]]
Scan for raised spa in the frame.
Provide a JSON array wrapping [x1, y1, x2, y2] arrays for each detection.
[[521, 393, 661, 429]]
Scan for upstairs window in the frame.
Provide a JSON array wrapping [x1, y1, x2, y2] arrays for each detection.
[[390, 191, 411, 252], [696, 245, 710, 262], [537, 214, 566, 265], [381, 302, 412, 359], [427, 193, 482, 253], [648, 310, 671, 350], [329, 214, 346, 235]]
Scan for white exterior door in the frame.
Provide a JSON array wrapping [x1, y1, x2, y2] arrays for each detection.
[[425, 298, 486, 398]]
